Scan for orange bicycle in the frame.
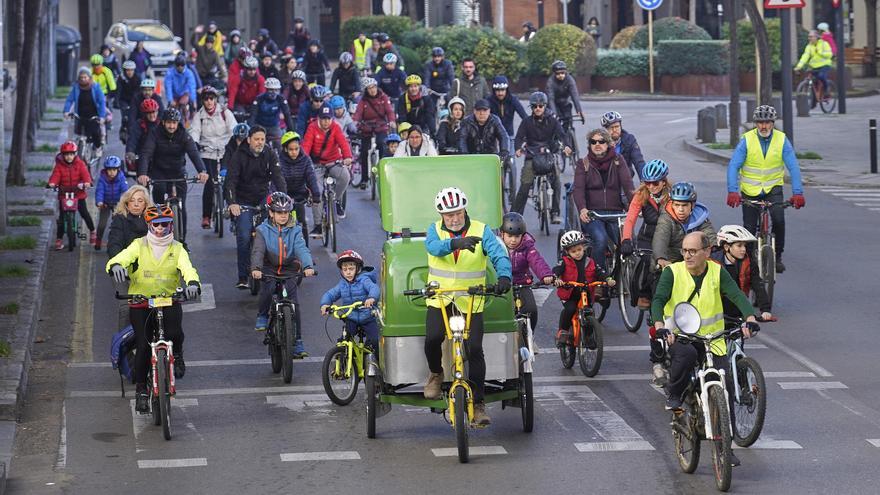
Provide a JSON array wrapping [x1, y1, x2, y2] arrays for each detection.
[[558, 280, 608, 377]]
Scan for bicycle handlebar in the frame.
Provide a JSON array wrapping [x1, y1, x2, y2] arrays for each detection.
[[149, 177, 201, 186], [115, 289, 187, 303], [588, 211, 628, 220], [403, 284, 502, 298], [557, 280, 608, 289], [741, 199, 792, 209], [328, 301, 364, 320]]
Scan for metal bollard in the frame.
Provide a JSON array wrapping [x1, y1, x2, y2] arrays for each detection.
[[745, 99, 757, 122], [871, 119, 877, 174], [715, 103, 728, 129], [796, 94, 810, 117]]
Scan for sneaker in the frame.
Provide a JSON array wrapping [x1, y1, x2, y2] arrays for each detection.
[[55, 239, 64, 250], [173, 352, 185, 379], [94, 239, 102, 251], [665, 396, 683, 411], [201, 217, 211, 229], [236, 278, 248, 289], [255, 314, 268, 332], [293, 339, 308, 358], [335, 201, 345, 219], [637, 297, 652, 310], [423, 372, 443, 400], [135, 383, 149, 413], [775, 255, 786, 273], [89, 230, 97, 245], [473, 403, 491, 426], [730, 452, 742, 467], [555, 329, 571, 348], [551, 214, 562, 224], [652, 363, 668, 387], [310, 225, 322, 238]]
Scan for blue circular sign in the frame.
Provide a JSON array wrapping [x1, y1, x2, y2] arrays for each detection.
[[637, 0, 663, 10]]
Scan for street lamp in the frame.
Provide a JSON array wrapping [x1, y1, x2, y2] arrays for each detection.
[[716, 2, 724, 39]]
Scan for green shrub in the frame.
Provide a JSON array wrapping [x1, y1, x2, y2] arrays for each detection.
[[657, 40, 729, 75], [723, 19, 809, 72], [9, 216, 41, 227], [0, 235, 37, 250], [340, 15, 417, 50], [401, 25, 526, 79], [397, 45, 423, 76], [0, 264, 29, 277], [401, 27, 432, 60], [526, 24, 597, 76], [0, 303, 18, 315], [631, 17, 711, 50], [610, 25, 641, 50], [595, 49, 650, 77]]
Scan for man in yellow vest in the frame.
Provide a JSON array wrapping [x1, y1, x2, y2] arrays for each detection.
[[795, 30, 834, 105], [423, 186, 512, 426], [351, 31, 372, 73], [652, 232, 758, 465], [726, 105, 804, 273]]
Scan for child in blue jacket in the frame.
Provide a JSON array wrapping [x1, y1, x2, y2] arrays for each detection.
[[320, 250, 381, 350], [95, 156, 129, 251]]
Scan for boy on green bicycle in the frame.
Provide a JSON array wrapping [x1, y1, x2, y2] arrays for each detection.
[[320, 250, 380, 350]]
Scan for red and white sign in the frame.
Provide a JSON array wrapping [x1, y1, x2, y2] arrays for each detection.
[[831, 0, 841, 7], [764, 0, 805, 9]]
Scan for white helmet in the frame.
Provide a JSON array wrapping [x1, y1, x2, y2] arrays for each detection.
[[560, 230, 588, 249], [265, 77, 281, 90], [716, 225, 757, 246], [435, 187, 468, 213], [291, 70, 306, 81], [140, 78, 156, 89], [361, 77, 377, 89], [122, 60, 136, 71]]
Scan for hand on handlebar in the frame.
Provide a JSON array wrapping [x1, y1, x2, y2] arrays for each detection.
[[579, 208, 591, 224], [228, 204, 241, 217], [110, 264, 128, 284], [320, 304, 330, 315], [251, 270, 262, 280], [197, 172, 209, 184], [137, 175, 150, 187], [541, 275, 555, 285], [495, 277, 511, 295], [303, 267, 316, 277], [364, 297, 376, 308], [342, 158, 352, 167]]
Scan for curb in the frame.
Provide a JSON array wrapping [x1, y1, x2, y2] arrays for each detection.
[[681, 137, 729, 165]]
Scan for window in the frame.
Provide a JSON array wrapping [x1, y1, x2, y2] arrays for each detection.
[[127, 23, 175, 42]]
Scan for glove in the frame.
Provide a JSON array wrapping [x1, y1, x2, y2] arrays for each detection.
[[185, 282, 201, 300], [125, 152, 136, 164], [744, 321, 761, 335], [655, 328, 670, 341], [726, 192, 742, 208], [620, 239, 634, 257], [450, 236, 481, 252], [495, 276, 511, 295], [110, 264, 128, 284], [789, 194, 805, 209]]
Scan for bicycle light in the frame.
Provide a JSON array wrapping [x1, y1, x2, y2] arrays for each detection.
[[449, 315, 466, 334], [454, 371, 463, 379], [325, 177, 336, 185]]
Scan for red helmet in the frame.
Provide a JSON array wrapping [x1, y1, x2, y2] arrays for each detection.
[[60, 141, 78, 153], [336, 250, 364, 271], [140, 98, 159, 113]]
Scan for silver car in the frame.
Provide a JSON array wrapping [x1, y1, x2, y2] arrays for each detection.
[[105, 19, 183, 75]]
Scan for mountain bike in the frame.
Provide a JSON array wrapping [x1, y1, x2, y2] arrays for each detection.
[[321, 301, 375, 405], [795, 70, 837, 114], [238, 205, 267, 296], [261, 273, 301, 384], [501, 153, 516, 212], [68, 113, 104, 175], [588, 211, 644, 331], [512, 283, 540, 432], [149, 177, 200, 243], [320, 162, 344, 253], [528, 153, 557, 237], [741, 199, 791, 307], [558, 113, 583, 174], [557, 280, 608, 377]]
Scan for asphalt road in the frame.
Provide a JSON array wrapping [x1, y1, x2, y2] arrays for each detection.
[[10, 100, 880, 494]]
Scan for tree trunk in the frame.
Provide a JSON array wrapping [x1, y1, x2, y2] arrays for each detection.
[[867, 0, 878, 77], [12, 0, 24, 63], [729, 0, 741, 145], [742, 0, 772, 105], [404, 0, 420, 22], [7, 0, 45, 186]]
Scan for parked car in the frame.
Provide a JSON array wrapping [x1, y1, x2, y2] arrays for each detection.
[[104, 19, 183, 75]]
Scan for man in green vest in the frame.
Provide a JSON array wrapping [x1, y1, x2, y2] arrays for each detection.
[[423, 186, 512, 426], [795, 30, 834, 106], [726, 105, 805, 273], [351, 31, 372, 73], [652, 232, 758, 467]]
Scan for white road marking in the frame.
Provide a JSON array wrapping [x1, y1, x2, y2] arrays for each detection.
[[763, 371, 816, 378], [69, 357, 323, 368], [533, 288, 552, 307], [732, 438, 802, 450], [866, 439, 880, 448], [756, 333, 833, 377], [665, 116, 696, 124], [870, 208, 880, 211], [828, 192, 880, 196], [855, 203, 880, 207], [130, 398, 199, 453], [281, 451, 360, 462], [74, 385, 325, 398], [818, 188, 880, 193], [267, 394, 334, 415], [55, 400, 67, 470], [182, 283, 215, 312], [778, 381, 848, 390], [534, 374, 652, 382], [137, 458, 207, 468], [600, 344, 768, 352], [432, 446, 507, 457], [575, 441, 654, 452]]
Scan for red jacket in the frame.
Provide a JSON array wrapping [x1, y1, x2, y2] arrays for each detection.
[[302, 121, 352, 165], [227, 59, 243, 93], [555, 255, 597, 302], [353, 90, 395, 134], [48, 154, 92, 200], [228, 72, 265, 109]]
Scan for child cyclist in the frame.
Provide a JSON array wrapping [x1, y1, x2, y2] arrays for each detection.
[[251, 192, 316, 357], [500, 212, 555, 331], [320, 250, 381, 351], [552, 230, 601, 347], [94, 156, 129, 251], [106, 205, 201, 413], [385, 133, 401, 156], [48, 141, 96, 250], [712, 225, 773, 322]]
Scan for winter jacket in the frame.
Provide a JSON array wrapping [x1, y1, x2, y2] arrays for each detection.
[[250, 92, 293, 130], [459, 113, 510, 155], [95, 169, 129, 206], [258, 63, 279, 81], [508, 233, 553, 285], [164, 67, 197, 104], [250, 216, 314, 278], [393, 136, 439, 157], [450, 75, 489, 113], [375, 67, 406, 99], [286, 85, 310, 119], [488, 93, 527, 137], [194, 43, 226, 81], [572, 151, 634, 213], [228, 73, 265, 109], [436, 119, 462, 154], [320, 273, 381, 325], [221, 136, 244, 169], [92, 65, 117, 95], [296, 100, 323, 136], [302, 50, 330, 76], [137, 125, 206, 178], [126, 118, 158, 154], [333, 109, 357, 136], [353, 90, 395, 134], [821, 32, 838, 57], [63, 83, 107, 119], [623, 191, 664, 247], [710, 250, 771, 314], [396, 91, 436, 136], [616, 130, 645, 178], [194, 30, 224, 56], [422, 59, 455, 94], [225, 144, 286, 207], [546, 74, 583, 116], [330, 65, 361, 98], [127, 93, 164, 130], [116, 72, 141, 106], [107, 212, 148, 259], [284, 28, 311, 55], [302, 121, 352, 165], [227, 59, 243, 93], [128, 49, 152, 76], [48, 154, 93, 200], [514, 113, 566, 154], [190, 105, 237, 160], [552, 255, 597, 301], [106, 237, 199, 297], [102, 53, 121, 78], [279, 151, 320, 202], [652, 201, 716, 264], [796, 40, 833, 70], [225, 40, 245, 66], [256, 37, 280, 57]]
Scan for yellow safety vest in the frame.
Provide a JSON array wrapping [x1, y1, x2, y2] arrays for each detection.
[[796, 40, 833, 70], [106, 237, 200, 296], [739, 128, 785, 196], [92, 66, 117, 95], [426, 219, 488, 313], [663, 261, 726, 355], [353, 38, 372, 69]]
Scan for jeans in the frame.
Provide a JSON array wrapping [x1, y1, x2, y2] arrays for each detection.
[[311, 164, 351, 227], [131, 304, 183, 385], [56, 198, 95, 238], [257, 278, 302, 340], [425, 305, 486, 402], [346, 319, 380, 351], [201, 158, 220, 218], [812, 66, 831, 95], [151, 180, 189, 241], [583, 212, 621, 272], [666, 341, 736, 426], [233, 207, 257, 280], [511, 158, 560, 216], [741, 185, 785, 255]]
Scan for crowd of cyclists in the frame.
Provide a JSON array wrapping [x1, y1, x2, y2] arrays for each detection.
[[52, 18, 807, 444]]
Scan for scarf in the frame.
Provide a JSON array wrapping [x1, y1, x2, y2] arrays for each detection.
[[146, 231, 173, 260], [588, 147, 617, 172]]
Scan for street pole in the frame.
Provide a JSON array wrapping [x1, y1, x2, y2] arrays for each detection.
[[835, 4, 847, 113], [870, 119, 877, 174], [497, 0, 504, 32], [0, 0, 6, 235], [648, 10, 654, 94], [538, 0, 545, 28], [780, 8, 794, 142], [562, 0, 568, 25], [755, 0, 762, 105]]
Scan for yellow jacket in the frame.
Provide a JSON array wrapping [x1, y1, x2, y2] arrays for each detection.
[[796, 40, 833, 70], [92, 66, 117, 95], [198, 32, 224, 56], [106, 237, 200, 296]]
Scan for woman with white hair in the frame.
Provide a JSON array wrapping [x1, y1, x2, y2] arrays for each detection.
[[816, 22, 837, 57]]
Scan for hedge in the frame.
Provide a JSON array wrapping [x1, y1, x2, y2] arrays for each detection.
[[594, 49, 650, 77], [610, 25, 641, 50], [401, 25, 526, 79], [525, 23, 597, 76], [631, 17, 711, 50], [397, 45, 422, 75], [340, 16, 417, 50], [657, 40, 729, 76], [723, 19, 810, 72]]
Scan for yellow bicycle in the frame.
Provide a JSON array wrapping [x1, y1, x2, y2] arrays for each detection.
[[321, 302, 374, 405]]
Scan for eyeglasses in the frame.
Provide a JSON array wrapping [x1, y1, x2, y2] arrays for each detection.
[[645, 180, 661, 186], [680, 248, 705, 258], [589, 139, 607, 145]]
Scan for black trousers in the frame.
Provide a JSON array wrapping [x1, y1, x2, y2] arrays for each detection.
[[558, 292, 580, 331], [516, 287, 538, 333], [742, 185, 786, 255], [56, 199, 95, 238], [151, 180, 188, 239], [201, 158, 220, 218], [666, 341, 736, 426], [425, 305, 486, 402], [130, 304, 184, 385], [257, 279, 302, 340]]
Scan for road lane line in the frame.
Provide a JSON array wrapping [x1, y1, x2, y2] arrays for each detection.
[[756, 333, 833, 377], [575, 441, 654, 452], [732, 439, 802, 449], [665, 116, 696, 124], [534, 374, 652, 382], [74, 385, 326, 398], [827, 191, 880, 196], [280, 451, 360, 461], [533, 288, 552, 307], [182, 283, 215, 313], [867, 439, 880, 448], [130, 398, 199, 453], [71, 245, 95, 362], [68, 356, 324, 368], [267, 394, 334, 414], [432, 446, 507, 457], [55, 400, 67, 470], [778, 381, 847, 390], [138, 458, 207, 468]]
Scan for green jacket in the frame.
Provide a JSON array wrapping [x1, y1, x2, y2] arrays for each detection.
[[796, 40, 833, 70], [106, 237, 200, 296]]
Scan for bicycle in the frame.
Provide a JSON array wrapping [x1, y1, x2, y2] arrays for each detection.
[[527, 152, 557, 237], [235, 205, 267, 296], [557, 280, 608, 377], [740, 199, 791, 307], [501, 153, 516, 212], [795, 70, 837, 114], [724, 316, 767, 448], [557, 113, 583, 174], [116, 288, 188, 441], [321, 301, 375, 405], [68, 113, 104, 175], [320, 162, 345, 253], [427, 89, 447, 132], [511, 283, 541, 432], [352, 122, 384, 199], [51, 185, 87, 251], [261, 273, 302, 384], [149, 177, 200, 244], [587, 210, 644, 330], [201, 145, 226, 238]]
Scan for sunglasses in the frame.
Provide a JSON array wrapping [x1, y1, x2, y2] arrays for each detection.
[[645, 180, 661, 186], [531, 104, 545, 109], [589, 139, 607, 145]]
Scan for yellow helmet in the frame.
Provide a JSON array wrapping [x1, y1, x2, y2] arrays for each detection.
[[397, 122, 412, 134], [405, 74, 422, 86], [280, 131, 300, 148]]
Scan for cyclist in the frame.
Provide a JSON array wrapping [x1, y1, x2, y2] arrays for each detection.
[[99, 44, 121, 77], [795, 30, 834, 106], [94, 156, 129, 251], [48, 141, 96, 249], [653, 181, 716, 269], [194, 33, 227, 90], [329, 52, 362, 103], [573, 127, 634, 274], [128, 78, 164, 132], [63, 67, 106, 150], [385, 133, 402, 156], [512, 91, 569, 221], [224, 29, 245, 66], [227, 47, 252, 95], [601, 111, 644, 178], [397, 121, 412, 141], [520, 21, 537, 43], [279, 52, 298, 87], [278, 131, 320, 231], [249, 77, 294, 147], [396, 74, 435, 136], [488, 76, 527, 140], [546, 60, 584, 131], [222, 123, 250, 171], [296, 85, 330, 135], [303, 104, 353, 227], [375, 53, 406, 107], [116, 60, 141, 143], [301, 39, 330, 86], [353, 77, 396, 166], [125, 99, 161, 170], [128, 41, 152, 78], [459, 99, 510, 157], [164, 55, 198, 114], [285, 70, 310, 122], [228, 56, 266, 113], [107, 185, 152, 260], [375, 33, 404, 72], [252, 192, 316, 356], [501, 212, 555, 331], [450, 58, 489, 113], [726, 105, 804, 273], [422, 187, 512, 426], [226, 125, 287, 288], [552, 230, 600, 348], [190, 86, 236, 229], [329, 95, 356, 136], [91, 54, 117, 132], [422, 47, 454, 108], [107, 205, 202, 413], [436, 96, 465, 155], [393, 124, 438, 157], [351, 31, 373, 73], [255, 28, 280, 57], [712, 225, 773, 322], [193, 21, 224, 55], [320, 250, 381, 351], [258, 52, 279, 81], [285, 17, 311, 58]]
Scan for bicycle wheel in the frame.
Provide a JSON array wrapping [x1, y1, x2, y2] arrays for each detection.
[[281, 305, 295, 384], [732, 356, 767, 448], [365, 373, 378, 438], [149, 371, 161, 426], [760, 243, 775, 307], [820, 79, 837, 113], [322, 345, 360, 405], [503, 161, 517, 212], [268, 326, 282, 374], [520, 372, 534, 433], [170, 202, 183, 243], [329, 205, 337, 253], [795, 79, 812, 108], [593, 300, 607, 323], [673, 400, 701, 473], [214, 183, 224, 238], [65, 211, 77, 251], [618, 258, 644, 332], [578, 315, 603, 377], [322, 200, 331, 248], [157, 349, 172, 440], [453, 386, 469, 463], [370, 163, 377, 201], [709, 386, 733, 492], [559, 344, 576, 369]]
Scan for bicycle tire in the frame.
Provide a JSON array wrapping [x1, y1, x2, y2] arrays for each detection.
[[365, 373, 378, 438], [149, 370, 161, 426], [520, 372, 534, 433], [618, 258, 644, 332], [673, 399, 701, 473], [453, 386, 469, 463], [578, 315, 603, 377], [370, 167, 377, 201], [268, 325, 282, 374], [795, 79, 813, 110], [560, 344, 576, 369], [732, 356, 767, 448], [322, 198, 331, 248], [65, 211, 77, 251], [157, 349, 172, 440], [708, 386, 733, 491], [760, 243, 775, 307], [214, 183, 224, 238], [248, 274, 259, 296], [170, 202, 183, 243], [820, 79, 837, 113], [281, 305, 295, 384], [329, 205, 337, 253], [322, 345, 360, 405], [594, 300, 607, 323]]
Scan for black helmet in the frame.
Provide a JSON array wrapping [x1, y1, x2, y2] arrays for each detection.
[[174, 54, 187, 66], [501, 212, 527, 236], [161, 108, 182, 122], [551, 60, 568, 72], [529, 91, 548, 107]]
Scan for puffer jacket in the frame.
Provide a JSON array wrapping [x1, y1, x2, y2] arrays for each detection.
[[393, 136, 438, 157], [137, 125, 206, 178], [353, 90, 395, 134], [48, 154, 93, 200], [546, 73, 583, 116], [107, 212, 148, 259], [250, 216, 313, 278], [652, 201, 716, 264], [225, 143, 286, 206], [95, 169, 129, 206], [616, 130, 645, 178], [436, 119, 462, 154], [228, 73, 265, 109], [508, 233, 553, 285], [552, 254, 597, 301], [375, 67, 406, 99], [285, 85, 309, 119], [422, 59, 455, 94], [279, 151, 320, 202], [163, 67, 197, 104], [190, 105, 236, 160], [396, 91, 436, 136], [319, 273, 381, 325]]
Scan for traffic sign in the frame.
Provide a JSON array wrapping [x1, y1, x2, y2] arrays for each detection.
[[831, 0, 841, 7], [764, 0, 805, 9], [637, 0, 663, 11]]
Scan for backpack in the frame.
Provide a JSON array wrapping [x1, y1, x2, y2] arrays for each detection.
[[532, 152, 556, 175], [110, 325, 136, 396]]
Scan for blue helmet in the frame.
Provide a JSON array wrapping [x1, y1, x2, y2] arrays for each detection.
[[103, 155, 122, 169], [233, 123, 250, 138], [670, 181, 697, 202], [386, 133, 402, 143], [309, 85, 329, 101], [641, 159, 669, 182], [329, 95, 346, 110]]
